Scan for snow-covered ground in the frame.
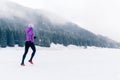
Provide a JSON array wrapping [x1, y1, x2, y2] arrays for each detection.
[[0, 44, 120, 80]]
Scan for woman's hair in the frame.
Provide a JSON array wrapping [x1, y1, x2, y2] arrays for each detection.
[[28, 23, 34, 28]]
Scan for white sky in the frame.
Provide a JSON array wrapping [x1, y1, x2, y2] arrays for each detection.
[[9, 0, 120, 42]]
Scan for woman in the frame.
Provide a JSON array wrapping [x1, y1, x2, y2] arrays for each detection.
[[21, 24, 36, 66]]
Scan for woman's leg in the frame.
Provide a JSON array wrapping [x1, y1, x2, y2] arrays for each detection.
[[29, 43, 36, 61], [21, 42, 30, 64]]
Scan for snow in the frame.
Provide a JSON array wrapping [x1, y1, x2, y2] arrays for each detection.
[[0, 44, 120, 80]]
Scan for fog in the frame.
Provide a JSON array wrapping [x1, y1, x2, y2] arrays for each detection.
[[0, 0, 69, 26], [37, 10, 69, 25], [8, 0, 120, 42], [0, 0, 25, 18]]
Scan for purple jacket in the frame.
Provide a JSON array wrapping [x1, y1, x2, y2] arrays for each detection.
[[25, 27, 34, 42]]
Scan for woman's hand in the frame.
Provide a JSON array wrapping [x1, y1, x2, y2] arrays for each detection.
[[34, 36, 37, 39]]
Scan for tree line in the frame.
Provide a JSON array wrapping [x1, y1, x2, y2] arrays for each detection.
[[0, 18, 119, 48]]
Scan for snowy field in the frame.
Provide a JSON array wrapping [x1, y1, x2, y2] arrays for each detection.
[[1, 44, 120, 80]]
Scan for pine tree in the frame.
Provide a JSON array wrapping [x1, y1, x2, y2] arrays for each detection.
[[1, 29, 7, 48]]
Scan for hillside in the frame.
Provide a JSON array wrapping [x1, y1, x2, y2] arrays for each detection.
[[0, 0, 119, 48]]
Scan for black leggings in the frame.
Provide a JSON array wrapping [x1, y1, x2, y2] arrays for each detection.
[[21, 41, 36, 64]]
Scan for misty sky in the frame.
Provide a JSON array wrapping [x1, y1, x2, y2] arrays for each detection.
[[8, 0, 120, 42]]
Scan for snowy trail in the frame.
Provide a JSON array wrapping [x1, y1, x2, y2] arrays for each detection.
[[0, 45, 120, 80]]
